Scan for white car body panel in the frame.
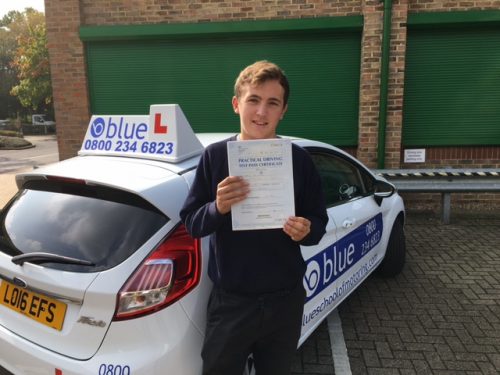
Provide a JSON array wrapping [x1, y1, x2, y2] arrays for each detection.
[[0, 301, 203, 374], [291, 138, 404, 345], [299, 195, 402, 344]]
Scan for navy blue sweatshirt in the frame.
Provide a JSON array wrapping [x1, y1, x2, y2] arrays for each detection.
[[180, 136, 328, 294]]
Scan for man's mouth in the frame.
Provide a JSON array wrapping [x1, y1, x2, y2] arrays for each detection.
[[253, 120, 267, 126]]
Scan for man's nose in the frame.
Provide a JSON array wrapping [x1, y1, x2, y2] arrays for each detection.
[[256, 103, 267, 116]]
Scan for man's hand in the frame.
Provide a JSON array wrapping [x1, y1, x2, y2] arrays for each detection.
[[216, 176, 250, 215], [284, 216, 311, 242]]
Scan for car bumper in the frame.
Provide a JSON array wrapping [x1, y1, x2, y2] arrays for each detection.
[[0, 307, 204, 375]]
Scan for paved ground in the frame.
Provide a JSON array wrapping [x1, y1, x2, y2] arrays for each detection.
[[0, 135, 58, 174], [0, 135, 59, 207], [292, 212, 500, 374], [0, 172, 18, 207]]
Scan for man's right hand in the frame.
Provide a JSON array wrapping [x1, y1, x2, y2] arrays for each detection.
[[216, 176, 250, 214]]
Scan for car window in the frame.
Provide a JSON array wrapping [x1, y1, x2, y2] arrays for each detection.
[[0, 180, 169, 272], [307, 149, 374, 207]]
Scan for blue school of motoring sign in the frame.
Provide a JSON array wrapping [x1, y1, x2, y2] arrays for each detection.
[[303, 213, 383, 302], [301, 213, 383, 328], [79, 104, 204, 163]]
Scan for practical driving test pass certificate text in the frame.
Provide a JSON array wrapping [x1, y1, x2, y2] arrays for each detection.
[[227, 138, 295, 231]]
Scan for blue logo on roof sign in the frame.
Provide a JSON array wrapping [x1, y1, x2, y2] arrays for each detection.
[[88, 117, 148, 140], [303, 213, 383, 302], [90, 117, 106, 138]]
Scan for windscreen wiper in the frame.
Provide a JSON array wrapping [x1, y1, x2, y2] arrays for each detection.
[[11, 252, 95, 266]]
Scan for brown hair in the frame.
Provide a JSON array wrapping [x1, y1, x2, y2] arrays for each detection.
[[234, 60, 290, 105]]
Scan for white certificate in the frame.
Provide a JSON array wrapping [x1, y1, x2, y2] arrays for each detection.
[[227, 138, 295, 230]]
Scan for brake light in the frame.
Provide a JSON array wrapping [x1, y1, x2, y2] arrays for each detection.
[[114, 225, 201, 320], [46, 175, 87, 184]]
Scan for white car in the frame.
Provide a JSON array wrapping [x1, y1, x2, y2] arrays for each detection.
[[0, 105, 405, 375]]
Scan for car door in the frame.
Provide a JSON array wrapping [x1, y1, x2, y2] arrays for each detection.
[[299, 147, 386, 343]]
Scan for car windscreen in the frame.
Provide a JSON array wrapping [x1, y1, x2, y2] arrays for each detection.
[[0, 179, 169, 272]]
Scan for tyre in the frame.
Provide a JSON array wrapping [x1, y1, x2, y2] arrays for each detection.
[[376, 218, 406, 277]]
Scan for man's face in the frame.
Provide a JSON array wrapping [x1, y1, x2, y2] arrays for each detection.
[[232, 80, 288, 140]]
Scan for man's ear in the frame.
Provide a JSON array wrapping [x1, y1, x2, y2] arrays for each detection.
[[232, 96, 240, 114], [280, 104, 288, 120]]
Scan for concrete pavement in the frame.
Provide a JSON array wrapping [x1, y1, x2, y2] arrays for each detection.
[[0, 134, 59, 207], [0, 172, 23, 208]]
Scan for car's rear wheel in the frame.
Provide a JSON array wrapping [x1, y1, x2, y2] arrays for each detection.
[[376, 218, 406, 277]]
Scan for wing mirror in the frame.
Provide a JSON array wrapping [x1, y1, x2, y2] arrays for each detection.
[[373, 179, 395, 206]]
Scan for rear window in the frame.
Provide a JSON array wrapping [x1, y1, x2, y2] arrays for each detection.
[[0, 179, 169, 272]]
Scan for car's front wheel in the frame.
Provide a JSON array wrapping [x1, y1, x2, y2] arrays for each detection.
[[376, 217, 406, 277]]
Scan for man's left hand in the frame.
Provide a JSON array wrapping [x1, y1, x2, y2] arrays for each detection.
[[283, 216, 311, 242]]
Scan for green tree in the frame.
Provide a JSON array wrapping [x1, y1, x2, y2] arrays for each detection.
[[9, 9, 53, 116], [0, 11, 23, 119]]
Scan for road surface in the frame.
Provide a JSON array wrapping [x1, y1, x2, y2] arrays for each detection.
[[0, 135, 59, 174]]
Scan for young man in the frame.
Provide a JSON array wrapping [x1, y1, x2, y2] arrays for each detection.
[[180, 61, 328, 375]]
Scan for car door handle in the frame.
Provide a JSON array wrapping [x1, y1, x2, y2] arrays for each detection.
[[342, 219, 355, 228]]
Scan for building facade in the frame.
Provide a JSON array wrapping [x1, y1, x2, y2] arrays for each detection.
[[44, 0, 500, 211]]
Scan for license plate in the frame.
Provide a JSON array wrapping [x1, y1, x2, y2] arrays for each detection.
[[0, 280, 67, 331]]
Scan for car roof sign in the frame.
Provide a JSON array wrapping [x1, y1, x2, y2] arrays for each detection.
[[78, 104, 204, 163]]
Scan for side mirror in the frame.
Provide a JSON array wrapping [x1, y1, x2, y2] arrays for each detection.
[[373, 179, 395, 206]]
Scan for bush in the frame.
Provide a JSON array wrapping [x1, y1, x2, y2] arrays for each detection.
[[0, 130, 23, 137], [0, 136, 32, 149]]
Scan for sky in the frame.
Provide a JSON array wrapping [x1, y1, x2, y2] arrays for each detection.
[[0, 0, 45, 19]]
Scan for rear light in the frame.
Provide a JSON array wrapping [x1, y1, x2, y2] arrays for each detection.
[[46, 175, 87, 184], [114, 225, 201, 320]]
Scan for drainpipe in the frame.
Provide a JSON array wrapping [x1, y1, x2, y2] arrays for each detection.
[[377, 0, 393, 169]]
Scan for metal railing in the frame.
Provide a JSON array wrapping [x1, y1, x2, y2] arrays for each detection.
[[372, 168, 500, 224]]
